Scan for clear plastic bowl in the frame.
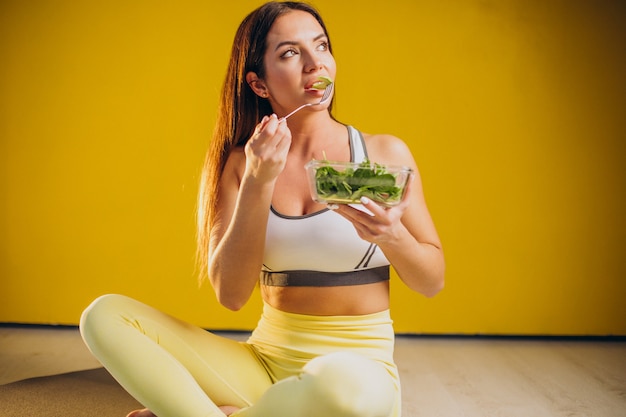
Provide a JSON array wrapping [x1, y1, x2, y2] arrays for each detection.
[[305, 160, 413, 207]]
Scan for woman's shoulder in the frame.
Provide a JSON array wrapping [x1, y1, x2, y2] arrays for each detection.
[[223, 145, 246, 180], [227, 145, 246, 158], [357, 129, 415, 168]]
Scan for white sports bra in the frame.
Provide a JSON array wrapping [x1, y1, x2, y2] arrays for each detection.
[[261, 126, 390, 286]]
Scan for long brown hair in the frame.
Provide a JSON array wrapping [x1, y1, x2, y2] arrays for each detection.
[[196, 2, 333, 281]]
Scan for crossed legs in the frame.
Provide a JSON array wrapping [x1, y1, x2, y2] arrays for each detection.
[[80, 294, 396, 417]]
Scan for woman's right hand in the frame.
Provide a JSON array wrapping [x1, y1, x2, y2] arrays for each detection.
[[243, 114, 291, 183], [207, 114, 290, 310]]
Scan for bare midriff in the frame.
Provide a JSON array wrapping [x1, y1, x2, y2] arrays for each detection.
[[261, 280, 390, 316]]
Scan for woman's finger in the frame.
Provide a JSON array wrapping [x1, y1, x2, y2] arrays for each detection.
[[359, 197, 387, 218]]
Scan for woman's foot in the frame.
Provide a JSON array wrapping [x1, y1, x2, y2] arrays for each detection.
[[219, 406, 241, 416], [126, 406, 239, 417], [126, 409, 156, 417]]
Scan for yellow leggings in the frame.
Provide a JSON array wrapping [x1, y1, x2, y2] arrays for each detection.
[[80, 294, 400, 417]]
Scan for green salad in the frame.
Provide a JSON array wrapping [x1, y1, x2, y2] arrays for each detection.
[[313, 160, 404, 205], [312, 75, 333, 90]]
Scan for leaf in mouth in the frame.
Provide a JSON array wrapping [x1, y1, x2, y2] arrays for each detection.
[[312, 75, 333, 90]]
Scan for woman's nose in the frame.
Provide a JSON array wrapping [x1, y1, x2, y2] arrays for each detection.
[[303, 52, 323, 73]]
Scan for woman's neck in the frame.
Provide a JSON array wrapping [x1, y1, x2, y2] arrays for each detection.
[[286, 114, 346, 160], [291, 127, 349, 161]]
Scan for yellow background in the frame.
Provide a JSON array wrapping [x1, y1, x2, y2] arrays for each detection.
[[1, 0, 625, 335]]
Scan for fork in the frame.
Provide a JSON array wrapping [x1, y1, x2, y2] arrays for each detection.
[[279, 83, 334, 122]]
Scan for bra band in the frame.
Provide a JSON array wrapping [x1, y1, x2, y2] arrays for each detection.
[[261, 266, 390, 287]]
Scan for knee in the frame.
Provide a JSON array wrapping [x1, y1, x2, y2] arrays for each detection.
[[79, 294, 131, 344], [302, 351, 396, 417], [80, 294, 122, 327]]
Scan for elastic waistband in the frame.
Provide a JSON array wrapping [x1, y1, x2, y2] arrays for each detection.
[[261, 266, 390, 287], [259, 300, 393, 328], [247, 302, 396, 382]]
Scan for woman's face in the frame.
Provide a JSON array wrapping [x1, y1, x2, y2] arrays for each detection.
[[260, 10, 336, 116]]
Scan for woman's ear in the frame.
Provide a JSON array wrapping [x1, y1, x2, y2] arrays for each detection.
[[246, 72, 269, 98]]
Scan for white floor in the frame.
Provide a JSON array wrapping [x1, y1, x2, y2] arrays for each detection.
[[1, 326, 625, 417]]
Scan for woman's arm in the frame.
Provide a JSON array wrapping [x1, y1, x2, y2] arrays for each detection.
[[331, 134, 445, 297], [208, 115, 291, 310]]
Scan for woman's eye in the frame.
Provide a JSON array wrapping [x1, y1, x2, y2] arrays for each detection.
[[317, 41, 329, 51], [281, 48, 297, 58]]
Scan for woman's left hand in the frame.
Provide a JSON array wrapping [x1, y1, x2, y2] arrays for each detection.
[[330, 177, 413, 245]]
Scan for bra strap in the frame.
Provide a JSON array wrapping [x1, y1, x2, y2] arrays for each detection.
[[348, 125, 368, 162]]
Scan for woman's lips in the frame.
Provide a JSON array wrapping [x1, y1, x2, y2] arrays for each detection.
[[305, 76, 333, 90]]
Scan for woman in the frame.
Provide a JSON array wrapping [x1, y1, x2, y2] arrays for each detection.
[[80, 2, 444, 417]]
